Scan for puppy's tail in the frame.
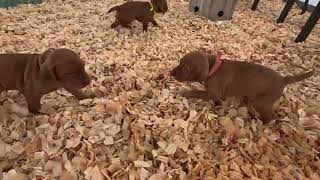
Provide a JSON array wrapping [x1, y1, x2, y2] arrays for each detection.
[[108, 6, 119, 13], [283, 69, 314, 85]]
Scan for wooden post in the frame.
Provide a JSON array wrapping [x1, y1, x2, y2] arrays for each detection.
[[277, 0, 295, 23], [251, 0, 260, 11], [189, 0, 239, 21], [295, 1, 320, 42]]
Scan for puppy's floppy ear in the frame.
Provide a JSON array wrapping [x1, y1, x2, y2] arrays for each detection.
[[39, 48, 57, 80]]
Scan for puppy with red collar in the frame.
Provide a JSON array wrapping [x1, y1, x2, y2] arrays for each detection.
[[170, 50, 314, 124]]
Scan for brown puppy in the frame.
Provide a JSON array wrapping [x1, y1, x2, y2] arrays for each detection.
[[108, 0, 168, 31], [0, 48, 92, 114], [170, 51, 314, 124]]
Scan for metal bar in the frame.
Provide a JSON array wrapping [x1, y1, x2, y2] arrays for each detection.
[[295, 1, 320, 42], [276, 0, 295, 23], [301, 0, 309, 14], [251, 0, 260, 10]]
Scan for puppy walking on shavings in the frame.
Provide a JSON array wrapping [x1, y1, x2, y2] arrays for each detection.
[[0, 48, 93, 114], [108, 0, 168, 32], [170, 51, 314, 124]]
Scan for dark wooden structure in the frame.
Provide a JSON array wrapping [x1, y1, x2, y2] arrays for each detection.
[[251, 0, 320, 42]]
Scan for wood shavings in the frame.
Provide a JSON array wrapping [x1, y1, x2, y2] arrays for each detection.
[[107, 158, 122, 175], [65, 136, 81, 149], [71, 156, 88, 172], [220, 116, 236, 135], [165, 143, 178, 155], [0, 140, 11, 158], [2, 169, 28, 180], [133, 160, 152, 168], [84, 165, 104, 180], [0, 0, 319, 179]]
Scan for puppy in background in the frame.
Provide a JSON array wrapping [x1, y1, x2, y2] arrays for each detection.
[[170, 51, 314, 124], [108, 0, 168, 31], [0, 48, 93, 114]]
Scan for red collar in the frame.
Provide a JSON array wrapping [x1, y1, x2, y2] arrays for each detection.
[[208, 50, 224, 78]]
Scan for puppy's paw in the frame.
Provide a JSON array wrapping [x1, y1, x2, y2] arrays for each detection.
[[180, 90, 194, 98], [28, 106, 41, 115], [77, 93, 95, 100], [35, 111, 48, 116], [28, 109, 41, 115], [213, 100, 222, 107], [87, 93, 96, 99]]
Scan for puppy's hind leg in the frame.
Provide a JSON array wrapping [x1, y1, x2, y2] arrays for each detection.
[[252, 97, 277, 124], [142, 21, 149, 32], [118, 16, 133, 29]]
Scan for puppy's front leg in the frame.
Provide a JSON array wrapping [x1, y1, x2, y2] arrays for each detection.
[[142, 21, 149, 31], [180, 89, 218, 102], [64, 86, 94, 100], [150, 18, 159, 27], [24, 93, 41, 114]]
